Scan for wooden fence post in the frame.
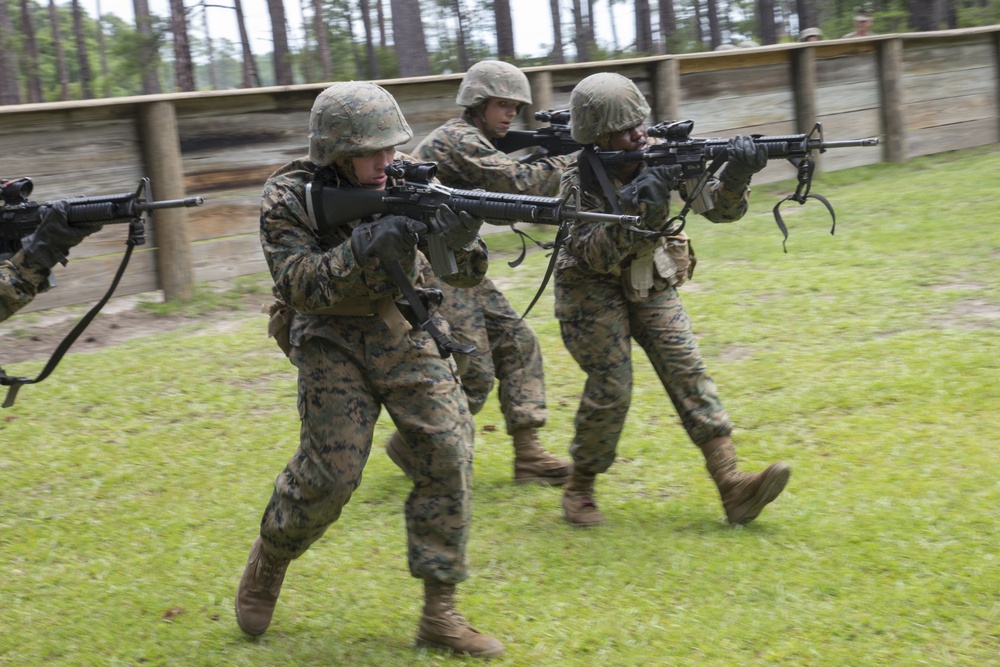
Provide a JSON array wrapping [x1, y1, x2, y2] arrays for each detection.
[[791, 45, 819, 171], [994, 32, 1000, 140], [138, 101, 193, 301], [877, 38, 907, 163], [791, 46, 817, 135], [526, 69, 554, 127], [652, 58, 680, 121]]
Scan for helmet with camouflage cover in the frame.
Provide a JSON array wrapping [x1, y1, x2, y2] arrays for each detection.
[[308, 81, 413, 167], [569, 72, 651, 145], [456, 60, 532, 108]]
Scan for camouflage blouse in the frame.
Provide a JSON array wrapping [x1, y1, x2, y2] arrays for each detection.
[[413, 116, 574, 196], [0, 251, 50, 323], [259, 154, 488, 346], [556, 161, 751, 277]]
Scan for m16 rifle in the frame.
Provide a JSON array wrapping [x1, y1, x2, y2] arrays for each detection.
[[1, 177, 204, 407], [305, 161, 640, 358], [308, 160, 638, 277], [1, 176, 204, 254], [583, 120, 880, 249]]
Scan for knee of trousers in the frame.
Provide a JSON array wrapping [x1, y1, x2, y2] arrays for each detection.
[[407, 433, 473, 483], [586, 360, 634, 409]]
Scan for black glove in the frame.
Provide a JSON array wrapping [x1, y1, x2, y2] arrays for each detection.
[[434, 204, 483, 250], [720, 135, 768, 191], [619, 164, 684, 216], [350, 215, 427, 264], [20, 200, 103, 269]]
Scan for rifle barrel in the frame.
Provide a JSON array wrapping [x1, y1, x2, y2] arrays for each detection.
[[138, 197, 206, 211], [815, 138, 881, 148]]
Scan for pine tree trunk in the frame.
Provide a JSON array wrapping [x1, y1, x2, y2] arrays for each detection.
[[19, 0, 44, 102], [359, 0, 380, 78], [377, 0, 387, 47], [756, 0, 777, 44], [96, 0, 111, 96], [170, 0, 196, 91], [455, 0, 471, 69], [494, 0, 514, 61], [233, 0, 259, 87], [0, 0, 21, 104], [549, 0, 565, 64], [72, 0, 94, 98], [312, 0, 333, 80], [635, 0, 653, 53], [133, 0, 162, 94], [267, 0, 293, 85], [572, 0, 589, 61], [706, 0, 721, 49], [389, 0, 429, 77], [658, 0, 675, 53], [48, 0, 70, 100]]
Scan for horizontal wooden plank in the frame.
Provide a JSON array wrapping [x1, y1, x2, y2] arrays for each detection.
[[900, 66, 996, 104], [903, 93, 997, 130], [906, 117, 999, 158], [901, 40, 996, 75]]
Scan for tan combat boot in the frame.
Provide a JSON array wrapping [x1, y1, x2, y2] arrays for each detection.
[[415, 580, 505, 658], [235, 537, 290, 636], [700, 436, 791, 525], [511, 428, 572, 486], [561, 468, 605, 526], [385, 430, 414, 479]]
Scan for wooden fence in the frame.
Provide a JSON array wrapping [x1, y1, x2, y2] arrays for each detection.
[[3, 26, 998, 313]]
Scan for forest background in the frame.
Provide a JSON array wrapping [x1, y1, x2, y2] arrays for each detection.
[[2, 0, 999, 106]]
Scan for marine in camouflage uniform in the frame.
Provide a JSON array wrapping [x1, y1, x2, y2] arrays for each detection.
[[0, 200, 100, 323], [234, 82, 504, 659], [0, 250, 50, 322], [383, 60, 574, 486], [555, 72, 791, 527]]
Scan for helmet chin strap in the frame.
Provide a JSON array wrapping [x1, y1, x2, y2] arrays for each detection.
[[334, 159, 361, 188]]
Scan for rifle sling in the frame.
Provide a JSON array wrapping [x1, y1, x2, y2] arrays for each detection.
[[385, 259, 473, 360], [0, 237, 138, 408], [581, 148, 624, 215], [468, 219, 570, 359]]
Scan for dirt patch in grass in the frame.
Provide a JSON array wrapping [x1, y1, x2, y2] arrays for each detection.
[[933, 298, 1000, 330], [0, 288, 268, 366]]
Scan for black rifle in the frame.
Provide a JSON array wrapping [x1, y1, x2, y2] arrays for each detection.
[[307, 160, 638, 277], [583, 121, 880, 249], [1, 176, 204, 254], [491, 109, 582, 162], [305, 161, 639, 359], [1, 177, 205, 407]]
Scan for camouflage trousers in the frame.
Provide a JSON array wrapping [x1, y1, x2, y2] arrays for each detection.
[[554, 266, 733, 475], [258, 327, 474, 584], [430, 273, 547, 435]]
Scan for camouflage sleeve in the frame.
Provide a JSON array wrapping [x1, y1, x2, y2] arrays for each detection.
[[558, 167, 642, 275], [416, 122, 572, 197], [690, 178, 751, 223], [0, 250, 50, 323], [259, 168, 362, 313], [439, 238, 489, 288]]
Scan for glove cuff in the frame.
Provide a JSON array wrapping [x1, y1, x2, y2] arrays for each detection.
[[719, 166, 753, 193], [20, 233, 69, 269]]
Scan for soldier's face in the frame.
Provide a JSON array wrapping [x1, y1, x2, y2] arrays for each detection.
[[480, 98, 521, 138], [344, 147, 396, 189], [607, 124, 648, 152]]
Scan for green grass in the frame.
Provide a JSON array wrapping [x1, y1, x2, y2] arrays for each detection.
[[2, 147, 999, 666]]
